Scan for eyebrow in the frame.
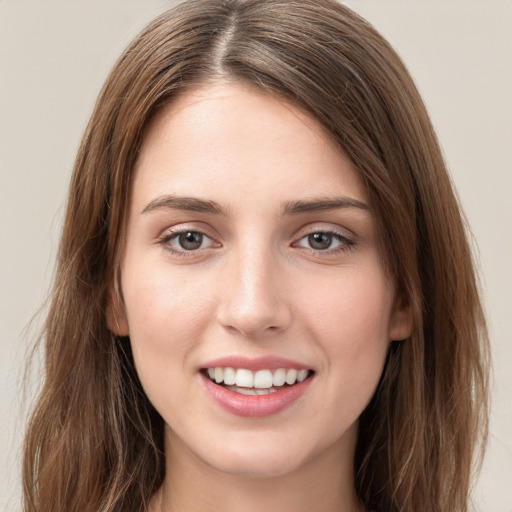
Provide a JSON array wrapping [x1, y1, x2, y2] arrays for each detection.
[[141, 194, 369, 216], [141, 195, 227, 215], [281, 197, 369, 215]]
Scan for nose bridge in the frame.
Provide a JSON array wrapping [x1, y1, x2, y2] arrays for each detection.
[[217, 237, 290, 336]]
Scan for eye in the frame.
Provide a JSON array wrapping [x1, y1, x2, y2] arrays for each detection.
[[295, 231, 354, 252], [161, 230, 216, 252]]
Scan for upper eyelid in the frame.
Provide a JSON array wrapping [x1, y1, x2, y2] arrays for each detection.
[[291, 224, 357, 252], [293, 223, 356, 240], [158, 229, 219, 257], [157, 224, 355, 239], [161, 229, 212, 241], [294, 231, 354, 247], [157, 225, 219, 252], [158, 222, 217, 238], [156, 221, 357, 245]]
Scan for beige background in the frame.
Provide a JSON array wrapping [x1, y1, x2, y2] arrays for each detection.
[[1, 1, 510, 510]]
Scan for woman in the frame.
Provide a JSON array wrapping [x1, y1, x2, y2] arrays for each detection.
[[23, 1, 489, 511]]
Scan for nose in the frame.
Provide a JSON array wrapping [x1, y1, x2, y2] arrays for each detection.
[[216, 245, 292, 338]]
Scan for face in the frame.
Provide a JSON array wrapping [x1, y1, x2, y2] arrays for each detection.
[[111, 82, 411, 480]]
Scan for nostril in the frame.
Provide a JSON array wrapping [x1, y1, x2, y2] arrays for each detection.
[[218, 303, 293, 337]]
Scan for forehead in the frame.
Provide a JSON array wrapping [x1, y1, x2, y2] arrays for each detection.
[[132, 82, 367, 210]]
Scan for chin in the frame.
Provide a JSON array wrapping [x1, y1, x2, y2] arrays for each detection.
[[196, 426, 343, 481], [205, 449, 308, 479]]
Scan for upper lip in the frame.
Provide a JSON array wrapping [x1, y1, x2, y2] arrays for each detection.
[[201, 355, 312, 372]]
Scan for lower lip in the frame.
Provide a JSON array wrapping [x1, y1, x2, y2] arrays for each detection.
[[201, 373, 313, 418]]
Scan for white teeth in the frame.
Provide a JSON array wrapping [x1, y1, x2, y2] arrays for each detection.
[[214, 367, 224, 384], [272, 368, 286, 386], [225, 386, 278, 396], [235, 369, 254, 388], [285, 369, 298, 385], [205, 366, 311, 389], [297, 369, 308, 383], [223, 367, 236, 385], [253, 369, 273, 389]]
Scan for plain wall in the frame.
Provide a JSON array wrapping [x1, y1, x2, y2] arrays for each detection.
[[1, 1, 510, 510]]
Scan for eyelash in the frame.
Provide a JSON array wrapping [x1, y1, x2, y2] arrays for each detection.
[[293, 230, 355, 255], [158, 229, 218, 257], [157, 227, 355, 257]]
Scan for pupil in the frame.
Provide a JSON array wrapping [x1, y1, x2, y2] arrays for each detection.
[[179, 232, 203, 250], [309, 232, 332, 250]]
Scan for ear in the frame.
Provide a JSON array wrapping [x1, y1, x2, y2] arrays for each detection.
[[106, 286, 129, 336], [389, 294, 414, 341]]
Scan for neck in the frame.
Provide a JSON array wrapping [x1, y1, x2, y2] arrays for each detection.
[[152, 426, 363, 512]]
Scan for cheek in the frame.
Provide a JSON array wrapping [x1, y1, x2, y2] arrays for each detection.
[[124, 260, 211, 335], [302, 268, 393, 341], [297, 268, 393, 391], [121, 263, 214, 397]]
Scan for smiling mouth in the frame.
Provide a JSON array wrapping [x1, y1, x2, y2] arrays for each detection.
[[202, 367, 315, 395]]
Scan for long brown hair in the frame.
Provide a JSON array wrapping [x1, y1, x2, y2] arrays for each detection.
[[23, 1, 489, 511]]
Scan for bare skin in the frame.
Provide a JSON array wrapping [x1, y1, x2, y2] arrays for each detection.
[[150, 422, 362, 512], [111, 82, 411, 512]]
